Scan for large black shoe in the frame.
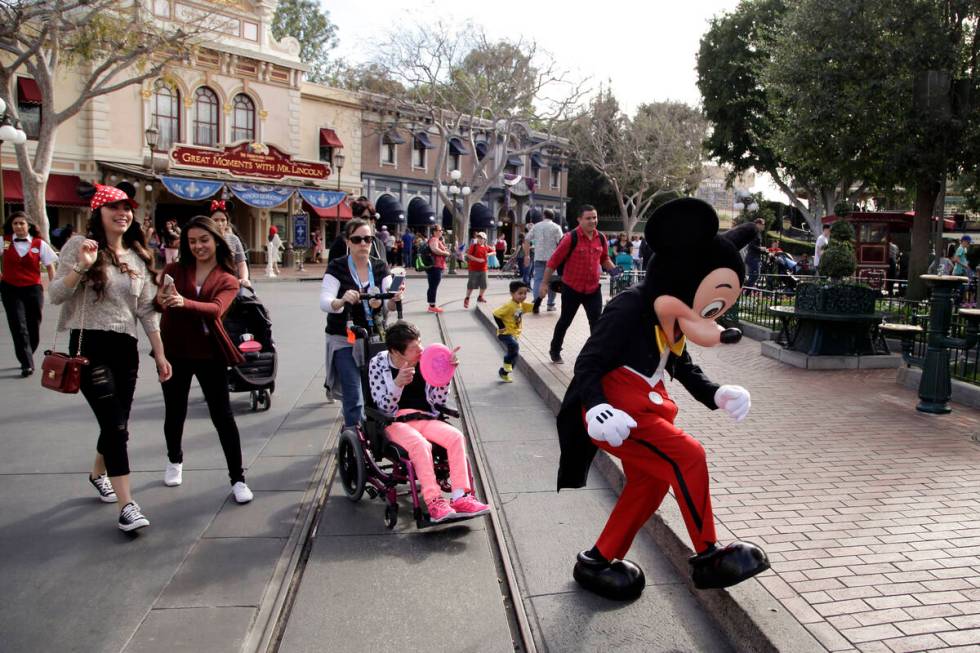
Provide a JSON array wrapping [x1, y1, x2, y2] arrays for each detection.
[[532, 296, 542, 314], [549, 350, 563, 364], [689, 541, 770, 590], [573, 550, 646, 601]]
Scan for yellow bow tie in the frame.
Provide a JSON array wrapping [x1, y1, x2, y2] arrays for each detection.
[[655, 325, 686, 356]]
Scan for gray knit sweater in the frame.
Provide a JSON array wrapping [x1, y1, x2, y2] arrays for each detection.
[[49, 235, 161, 338]]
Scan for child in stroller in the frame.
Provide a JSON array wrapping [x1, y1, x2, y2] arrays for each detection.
[[223, 286, 276, 410]]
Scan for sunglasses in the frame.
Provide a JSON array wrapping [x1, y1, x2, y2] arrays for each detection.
[[349, 235, 372, 244]]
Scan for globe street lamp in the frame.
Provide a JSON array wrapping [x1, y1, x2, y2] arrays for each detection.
[[0, 98, 29, 226], [442, 169, 471, 274]]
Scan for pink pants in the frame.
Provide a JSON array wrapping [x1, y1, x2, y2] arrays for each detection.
[[386, 409, 471, 504]]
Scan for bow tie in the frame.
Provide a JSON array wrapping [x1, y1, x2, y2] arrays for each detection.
[[13, 238, 28, 242]]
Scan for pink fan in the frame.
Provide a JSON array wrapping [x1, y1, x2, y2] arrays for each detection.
[[419, 343, 457, 386]]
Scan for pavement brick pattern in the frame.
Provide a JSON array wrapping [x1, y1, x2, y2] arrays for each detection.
[[507, 296, 980, 653]]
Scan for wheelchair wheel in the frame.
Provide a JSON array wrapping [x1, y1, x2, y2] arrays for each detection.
[[384, 503, 398, 530], [337, 428, 366, 501]]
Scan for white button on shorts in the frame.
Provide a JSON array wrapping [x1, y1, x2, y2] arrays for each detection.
[[648, 392, 663, 405]]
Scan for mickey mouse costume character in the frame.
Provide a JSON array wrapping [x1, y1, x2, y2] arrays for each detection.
[[557, 197, 770, 600]]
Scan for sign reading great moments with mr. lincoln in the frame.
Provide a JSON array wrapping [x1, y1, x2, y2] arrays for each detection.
[[170, 142, 330, 182]]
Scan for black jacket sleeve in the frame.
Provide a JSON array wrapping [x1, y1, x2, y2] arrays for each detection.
[[572, 293, 633, 412], [668, 349, 720, 410]]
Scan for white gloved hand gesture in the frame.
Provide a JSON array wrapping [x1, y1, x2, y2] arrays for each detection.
[[585, 403, 637, 447], [714, 385, 751, 422]]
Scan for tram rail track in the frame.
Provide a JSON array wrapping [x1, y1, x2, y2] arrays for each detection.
[[264, 295, 536, 653]]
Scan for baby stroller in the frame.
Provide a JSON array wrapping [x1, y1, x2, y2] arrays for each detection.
[[336, 304, 475, 530], [224, 287, 277, 411]]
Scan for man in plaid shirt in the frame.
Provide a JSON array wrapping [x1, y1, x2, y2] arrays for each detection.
[[540, 205, 617, 363]]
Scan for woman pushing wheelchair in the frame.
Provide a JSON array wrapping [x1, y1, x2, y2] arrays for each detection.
[[368, 321, 490, 523]]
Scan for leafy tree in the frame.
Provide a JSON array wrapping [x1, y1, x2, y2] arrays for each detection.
[[566, 160, 619, 219], [0, 0, 210, 239], [567, 89, 707, 234], [272, 0, 338, 84], [329, 62, 405, 96], [764, 0, 979, 298]]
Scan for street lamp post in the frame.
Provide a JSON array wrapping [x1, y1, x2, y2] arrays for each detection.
[[0, 98, 29, 226], [441, 169, 471, 275], [334, 151, 345, 245]]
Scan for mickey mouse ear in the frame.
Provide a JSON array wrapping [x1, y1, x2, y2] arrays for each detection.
[[115, 181, 137, 200], [644, 197, 718, 253]]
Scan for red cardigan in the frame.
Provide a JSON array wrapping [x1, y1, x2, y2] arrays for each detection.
[[158, 262, 245, 365]]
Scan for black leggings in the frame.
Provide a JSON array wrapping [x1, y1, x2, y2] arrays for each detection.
[[550, 286, 603, 355], [71, 330, 139, 478], [162, 357, 244, 485], [426, 267, 443, 305]]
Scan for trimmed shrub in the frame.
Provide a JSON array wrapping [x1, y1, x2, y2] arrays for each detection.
[[819, 221, 857, 279]]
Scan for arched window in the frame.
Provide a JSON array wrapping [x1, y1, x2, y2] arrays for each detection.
[[152, 80, 180, 151], [192, 86, 219, 146], [231, 93, 255, 142]]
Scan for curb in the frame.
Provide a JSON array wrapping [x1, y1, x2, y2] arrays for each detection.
[[472, 303, 825, 653]]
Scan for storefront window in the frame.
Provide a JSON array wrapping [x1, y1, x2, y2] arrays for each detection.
[[231, 93, 255, 142], [193, 86, 219, 146], [860, 223, 888, 244], [152, 80, 180, 151]]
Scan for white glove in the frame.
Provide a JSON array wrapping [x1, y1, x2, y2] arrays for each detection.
[[714, 385, 751, 422], [586, 403, 637, 447]]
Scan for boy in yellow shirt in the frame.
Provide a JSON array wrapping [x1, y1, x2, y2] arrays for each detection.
[[492, 281, 533, 382]]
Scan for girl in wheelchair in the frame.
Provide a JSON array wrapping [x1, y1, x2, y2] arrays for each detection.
[[367, 321, 490, 523]]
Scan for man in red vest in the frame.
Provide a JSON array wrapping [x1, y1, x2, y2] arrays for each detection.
[[1, 211, 58, 376]]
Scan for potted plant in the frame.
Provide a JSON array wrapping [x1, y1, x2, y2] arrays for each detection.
[[796, 221, 876, 314]]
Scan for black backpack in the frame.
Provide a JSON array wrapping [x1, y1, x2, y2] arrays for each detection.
[[417, 240, 434, 268]]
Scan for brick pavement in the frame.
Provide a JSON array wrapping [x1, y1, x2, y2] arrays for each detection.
[[481, 291, 980, 653]]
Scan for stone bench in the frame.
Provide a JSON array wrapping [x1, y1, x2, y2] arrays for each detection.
[[768, 305, 891, 356]]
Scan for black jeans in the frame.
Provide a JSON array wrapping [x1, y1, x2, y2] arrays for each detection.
[[162, 357, 244, 484], [1, 281, 43, 371], [550, 286, 603, 356], [71, 330, 139, 478], [426, 267, 443, 305]]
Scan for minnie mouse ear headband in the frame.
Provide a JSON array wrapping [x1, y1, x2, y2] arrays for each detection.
[[210, 199, 234, 214], [91, 184, 138, 211]]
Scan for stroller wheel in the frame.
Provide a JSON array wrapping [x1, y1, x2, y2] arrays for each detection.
[[337, 428, 366, 501], [260, 389, 272, 411], [249, 391, 259, 411], [384, 503, 399, 530]]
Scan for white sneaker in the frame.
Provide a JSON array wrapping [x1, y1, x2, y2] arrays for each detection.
[[232, 481, 253, 504], [164, 462, 183, 487]]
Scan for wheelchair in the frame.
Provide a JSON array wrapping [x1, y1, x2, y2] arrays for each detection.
[[335, 311, 475, 530]]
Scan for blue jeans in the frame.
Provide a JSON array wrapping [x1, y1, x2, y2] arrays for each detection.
[[332, 346, 363, 428], [403, 246, 413, 268], [532, 260, 556, 307], [498, 334, 520, 365], [426, 267, 443, 305], [746, 258, 761, 288]]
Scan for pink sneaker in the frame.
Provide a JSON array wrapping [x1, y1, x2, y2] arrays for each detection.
[[427, 497, 456, 523], [427, 305, 444, 313], [450, 494, 491, 517]]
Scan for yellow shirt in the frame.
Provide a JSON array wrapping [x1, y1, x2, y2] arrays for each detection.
[[493, 300, 534, 336]]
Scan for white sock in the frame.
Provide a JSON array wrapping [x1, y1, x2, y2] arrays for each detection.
[[451, 488, 466, 500]]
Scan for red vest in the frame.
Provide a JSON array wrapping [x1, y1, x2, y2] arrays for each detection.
[[1, 236, 43, 287]]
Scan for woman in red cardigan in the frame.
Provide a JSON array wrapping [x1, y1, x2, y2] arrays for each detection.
[[156, 216, 253, 504]]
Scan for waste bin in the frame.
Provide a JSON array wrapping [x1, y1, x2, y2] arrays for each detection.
[[283, 243, 294, 269]]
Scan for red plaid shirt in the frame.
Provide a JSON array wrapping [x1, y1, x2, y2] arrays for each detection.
[[547, 227, 610, 294]]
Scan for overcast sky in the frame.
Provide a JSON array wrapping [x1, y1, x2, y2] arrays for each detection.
[[321, 0, 784, 199]]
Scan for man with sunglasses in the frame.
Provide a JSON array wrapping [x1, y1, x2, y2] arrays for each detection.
[[326, 197, 387, 262]]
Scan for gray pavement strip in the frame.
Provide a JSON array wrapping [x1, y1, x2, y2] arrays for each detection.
[[123, 607, 257, 653]]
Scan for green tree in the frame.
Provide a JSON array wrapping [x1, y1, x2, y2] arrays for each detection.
[[763, 0, 979, 298], [272, 0, 338, 84], [0, 0, 209, 238]]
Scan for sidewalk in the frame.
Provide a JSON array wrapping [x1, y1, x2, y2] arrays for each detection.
[[0, 281, 339, 653], [473, 287, 980, 653]]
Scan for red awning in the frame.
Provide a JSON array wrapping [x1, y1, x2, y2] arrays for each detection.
[[319, 128, 344, 149], [304, 200, 352, 220], [3, 170, 88, 207], [16, 77, 42, 105]]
